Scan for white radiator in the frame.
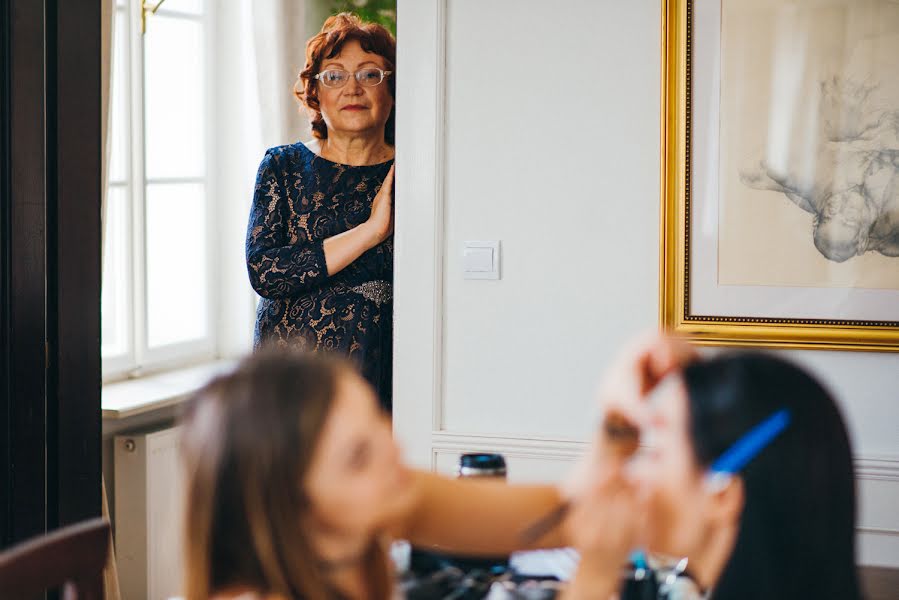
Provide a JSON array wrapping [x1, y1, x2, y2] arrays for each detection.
[[115, 427, 184, 600]]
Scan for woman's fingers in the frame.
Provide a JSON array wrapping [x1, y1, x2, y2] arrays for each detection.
[[597, 333, 697, 433], [564, 465, 641, 560], [639, 334, 696, 395], [384, 165, 395, 231], [366, 165, 396, 244], [380, 166, 395, 214], [383, 164, 395, 195], [387, 164, 395, 215]]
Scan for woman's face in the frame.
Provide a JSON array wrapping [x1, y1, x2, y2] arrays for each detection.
[[316, 39, 394, 140], [632, 378, 720, 558], [304, 370, 414, 537]]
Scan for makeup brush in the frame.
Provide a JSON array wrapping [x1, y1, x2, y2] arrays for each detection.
[[518, 415, 640, 545]]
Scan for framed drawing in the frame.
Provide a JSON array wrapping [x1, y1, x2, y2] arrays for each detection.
[[661, 0, 899, 351]]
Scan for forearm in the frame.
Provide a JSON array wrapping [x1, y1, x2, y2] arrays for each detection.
[[322, 222, 380, 277], [397, 471, 569, 555], [247, 243, 329, 298]]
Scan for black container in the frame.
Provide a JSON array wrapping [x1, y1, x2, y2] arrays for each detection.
[[410, 453, 510, 576], [457, 453, 507, 478]]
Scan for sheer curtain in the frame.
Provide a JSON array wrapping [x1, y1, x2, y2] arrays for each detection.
[[251, 0, 317, 147], [210, 0, 327, 358], [211, 0, 328, 357]]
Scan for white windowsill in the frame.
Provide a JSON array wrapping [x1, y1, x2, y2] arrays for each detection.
[[102, 359, 237, 420]]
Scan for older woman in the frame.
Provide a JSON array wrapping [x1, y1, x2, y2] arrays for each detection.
[[246, 13, 396, 410]]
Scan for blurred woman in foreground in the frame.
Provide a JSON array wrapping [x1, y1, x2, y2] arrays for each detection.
[[178, 351, 567, 600]]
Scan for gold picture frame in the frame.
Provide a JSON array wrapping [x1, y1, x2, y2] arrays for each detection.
[[660, 0, 899, 352]]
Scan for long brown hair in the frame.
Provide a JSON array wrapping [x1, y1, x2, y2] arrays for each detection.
[[179, 351, 392, 600], [295, 13, 396, 145]]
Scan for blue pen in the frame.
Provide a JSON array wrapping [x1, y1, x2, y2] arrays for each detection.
[[706, 408, 791, 489]]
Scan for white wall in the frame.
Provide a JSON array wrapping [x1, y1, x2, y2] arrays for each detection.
[[440, 0, 660, 440], [785, 349, 899, 567], [394, 0, 899, 568]]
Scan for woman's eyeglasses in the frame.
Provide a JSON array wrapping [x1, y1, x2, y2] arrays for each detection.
[[314, 68, 392, 89]]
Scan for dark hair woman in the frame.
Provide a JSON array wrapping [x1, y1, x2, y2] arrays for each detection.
[[561, 336, 861, 600], [246, 13, 397, 410], [179, 351, 569, 600]]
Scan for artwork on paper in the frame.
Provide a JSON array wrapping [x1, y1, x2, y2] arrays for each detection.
[[717, 0, 899, 290]]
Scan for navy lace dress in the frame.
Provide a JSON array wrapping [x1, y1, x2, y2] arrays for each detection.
[[246, 142, 394, 410]]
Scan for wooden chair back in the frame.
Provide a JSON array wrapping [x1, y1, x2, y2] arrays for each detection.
[[0, 518, 110, 600]]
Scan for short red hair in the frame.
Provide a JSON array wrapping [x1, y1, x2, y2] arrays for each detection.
[[295, 13, 396, 145]]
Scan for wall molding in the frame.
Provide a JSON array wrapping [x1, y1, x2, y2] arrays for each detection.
[[856, 455, 899, 483], [859, 527, 899, 537], [431, 431, 899, 484], [431, 431, 588, 465], [392, 0, 449, 468]]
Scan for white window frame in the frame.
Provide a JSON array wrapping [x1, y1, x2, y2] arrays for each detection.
[[103, 0, 217, 382]]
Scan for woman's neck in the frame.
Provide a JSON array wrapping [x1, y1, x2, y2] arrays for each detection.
[[319, 132, 394, 166], [687, 523, 738, 593], [309, 528, 375, 600], [328, 565, 371, 600]]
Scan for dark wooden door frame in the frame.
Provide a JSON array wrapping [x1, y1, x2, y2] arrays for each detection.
[[1, 0, 102, 546]]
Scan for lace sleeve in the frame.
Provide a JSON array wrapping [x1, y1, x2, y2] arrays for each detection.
[[245, 149, 329, 299]]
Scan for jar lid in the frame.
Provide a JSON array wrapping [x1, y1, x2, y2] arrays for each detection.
[[458, 453, 506, 475]]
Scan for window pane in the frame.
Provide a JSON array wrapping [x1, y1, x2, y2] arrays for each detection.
[[143, 16, 205, 179], [102, 186, 130, 359], [109, 9, 130, 183], [146, 182, 209, 347]]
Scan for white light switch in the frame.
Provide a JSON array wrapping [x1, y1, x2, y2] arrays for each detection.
[[463, 241, 500, 280], [464, 247, 493, 272]]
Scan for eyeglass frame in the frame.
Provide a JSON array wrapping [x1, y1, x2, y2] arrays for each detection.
[[313, 67, 393, 89]]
